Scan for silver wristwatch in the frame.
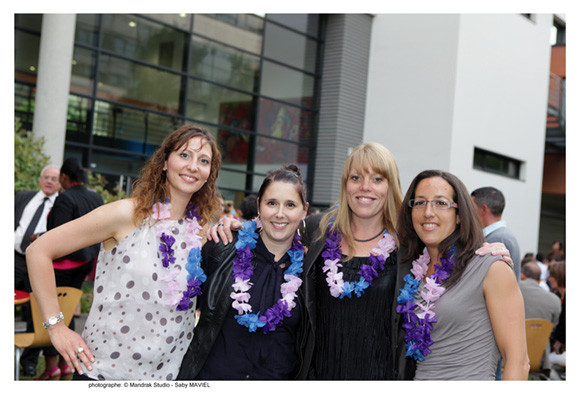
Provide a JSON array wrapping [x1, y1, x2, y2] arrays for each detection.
[[42, 312, 64, 329]]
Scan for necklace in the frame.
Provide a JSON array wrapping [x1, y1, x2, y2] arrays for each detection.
[[396, 247, 455, 361], [231, 219, 305, 333], [353, 227, 386, 242], [152, 201, 206, 311], [322, 227, 396, 299]]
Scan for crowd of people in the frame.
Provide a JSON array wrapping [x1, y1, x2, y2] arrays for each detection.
[[16, 124, 565, 381]]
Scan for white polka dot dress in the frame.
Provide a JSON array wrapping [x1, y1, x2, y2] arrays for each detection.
[[82, 219, 197, 380]]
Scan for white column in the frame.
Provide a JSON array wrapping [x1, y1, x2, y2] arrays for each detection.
[[32, 14, 76, 166]]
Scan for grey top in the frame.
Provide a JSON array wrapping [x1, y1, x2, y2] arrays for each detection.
[[414, 253, 507, 380]]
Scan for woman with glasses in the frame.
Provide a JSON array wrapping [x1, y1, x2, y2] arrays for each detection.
[[395, 169, 528, 380]]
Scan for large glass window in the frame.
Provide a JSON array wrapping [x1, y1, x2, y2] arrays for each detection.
[[101, 14, 188, 71], [267, 14, 320, 37], [257, 98, 313, 144], [98, 54, 181, 113], [75, 14, 100, 47], [14, 13, 322, 199], [14, 30, 40, 81], [186, 78, 255, 129], [193, 14, 264, 55], [15, 83, 35, 132], [261, 61, 316, 108], [66, 96, 92, 143], [70, 47, 96, 95], [263, 22, 318, 73], [190, 36, 260, 93]]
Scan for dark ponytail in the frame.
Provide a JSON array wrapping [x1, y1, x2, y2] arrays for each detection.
[[60, 158, 87, 184]]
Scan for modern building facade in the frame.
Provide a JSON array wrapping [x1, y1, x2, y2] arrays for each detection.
[[14, 13, 565, 255]]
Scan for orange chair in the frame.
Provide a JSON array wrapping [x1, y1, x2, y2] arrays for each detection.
[[14, 287, 83, 380], [525, 318, 554, 379]]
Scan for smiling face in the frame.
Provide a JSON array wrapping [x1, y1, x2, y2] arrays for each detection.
[[411, 176, 459, 257], [163, 136, 212, 201], [258, 180, 308, 253], [345, 166, 389, 222]]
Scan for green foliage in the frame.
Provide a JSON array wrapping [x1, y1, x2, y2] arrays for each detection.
[[15, 123, 127, 204], [14, 129, 51, 194], [87, 171, 127, 204]]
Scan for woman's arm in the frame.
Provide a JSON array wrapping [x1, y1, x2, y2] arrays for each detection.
[[25, 198, 136, 374], [483, 260, 529, 380]]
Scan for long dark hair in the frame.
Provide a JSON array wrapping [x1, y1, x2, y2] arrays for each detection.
[[397, 170, 484, 289], [131, 125, 222, 226]]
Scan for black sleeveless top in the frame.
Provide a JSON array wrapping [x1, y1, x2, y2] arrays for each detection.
[[313, 252, 397, 380]]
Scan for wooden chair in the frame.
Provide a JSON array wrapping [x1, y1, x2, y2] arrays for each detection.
[[525, 318, 554, 379], [14, 287, 83, 380]]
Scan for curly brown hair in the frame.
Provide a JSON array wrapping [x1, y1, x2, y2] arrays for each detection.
[[131, 125, 222, 227]]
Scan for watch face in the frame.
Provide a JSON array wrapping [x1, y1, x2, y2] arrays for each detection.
[[49, 316, 57, 324]]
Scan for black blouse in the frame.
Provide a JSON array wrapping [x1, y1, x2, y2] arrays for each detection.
[[313, 252, 397, 380], [198, 236, 301, 380]]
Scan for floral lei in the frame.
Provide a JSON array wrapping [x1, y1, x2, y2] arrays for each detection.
[[152, 201, 206, 311], [230, 219, 305, 333], [322, 227, 396, 298], [396, 247, 455, 361]]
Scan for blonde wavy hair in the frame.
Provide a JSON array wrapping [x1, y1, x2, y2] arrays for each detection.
[[319, 142, 403, 260], [131, 125, 222, 227]]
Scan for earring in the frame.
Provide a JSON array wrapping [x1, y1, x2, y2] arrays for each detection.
[[297, 219, 306, 238]]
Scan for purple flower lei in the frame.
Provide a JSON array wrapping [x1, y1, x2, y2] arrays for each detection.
[[230, 219, 305, 334], [395, 247, 455, 361], [322, 227, 396, 299], [154, 201, 206, 312]]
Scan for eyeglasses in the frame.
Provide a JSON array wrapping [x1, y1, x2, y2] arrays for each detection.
[[409, 199, 458, 210]]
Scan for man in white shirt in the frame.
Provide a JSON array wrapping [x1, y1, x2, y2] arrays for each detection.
[[14, 164, 60, 376]]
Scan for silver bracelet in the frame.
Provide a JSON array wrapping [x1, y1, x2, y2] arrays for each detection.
[[42, 312, 64, 329]]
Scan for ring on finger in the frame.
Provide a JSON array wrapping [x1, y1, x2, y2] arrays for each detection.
[[218, 223, 224, 227], [77, 347, 84, 354]]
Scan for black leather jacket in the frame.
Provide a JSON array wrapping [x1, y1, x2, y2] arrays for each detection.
[[177, 233, 314, 380]]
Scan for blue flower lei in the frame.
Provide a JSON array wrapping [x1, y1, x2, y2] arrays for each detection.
[[156, 202, 206, 311], [396, 247, 455, 361], [230, 219, 305, 333]]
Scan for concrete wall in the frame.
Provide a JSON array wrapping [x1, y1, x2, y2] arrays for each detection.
[[364, 14, 553, 254]]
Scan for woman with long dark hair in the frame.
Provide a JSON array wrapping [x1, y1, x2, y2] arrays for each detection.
[[394, 170, 528, 380], [178, 165, 310, 379]]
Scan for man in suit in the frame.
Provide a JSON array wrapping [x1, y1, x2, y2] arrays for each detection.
[[520, 262, 561, 371], [14, 164, 60, 376], [471, 186, 521, 281]]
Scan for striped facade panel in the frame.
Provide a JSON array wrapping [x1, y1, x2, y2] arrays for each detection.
[[312, 14, 373, 207]]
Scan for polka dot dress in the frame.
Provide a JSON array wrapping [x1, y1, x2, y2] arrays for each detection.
[[82, 219, 197, 380]]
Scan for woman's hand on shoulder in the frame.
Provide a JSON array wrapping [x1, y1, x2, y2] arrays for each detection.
[[476, 242, 513, 268], [206, 216, 243, 245]]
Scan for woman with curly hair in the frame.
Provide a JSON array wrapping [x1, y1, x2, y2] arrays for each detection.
[[26, 125, 222, 380]]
